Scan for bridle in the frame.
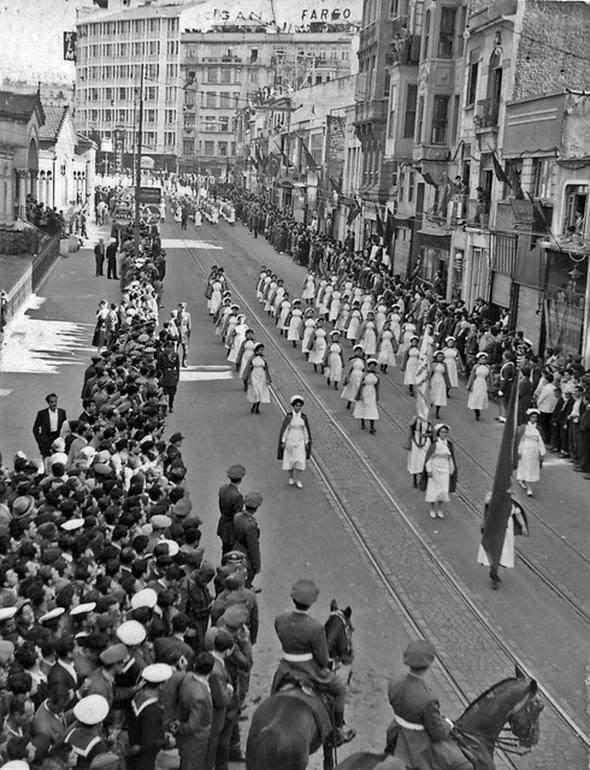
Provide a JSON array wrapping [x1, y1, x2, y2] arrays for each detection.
[[328, 609, 353, 667]]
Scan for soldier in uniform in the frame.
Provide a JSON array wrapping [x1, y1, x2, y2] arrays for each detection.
[[157, 340, 180, 413], [232, 491, 262, 587], [387, 640, 471, 770], [216, 465, 245, 556], [210, 570, 258, 645], [63, 694, 110, 769], [126, 663, 173, 770], [271, 579, 355, 747]]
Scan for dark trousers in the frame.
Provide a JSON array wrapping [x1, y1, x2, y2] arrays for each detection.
[[107, 258, 118, 279], [95, 256, 104, 276], [539, 412, 551, 444], [569, 422, 581, 462]]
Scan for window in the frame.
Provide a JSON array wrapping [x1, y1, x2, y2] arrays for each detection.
[[146, 109, 156, 123], [233, 92, 240, 107], [531, 158, 553, 200], [149, 40, 160, 56], [148, 18, 160, 33], [219, 116, 229, 132], [310, 133, 323, 165], [146, 86, 157, 101], [133, 41, 144, 57], [220, 92, 231, 109], [456, 6, 467, 57], [183, 139, 194, 156], [422, 10, 431, 58], [119, 87, 126, 100], [104, 109, 112, 122], [166, 63, 178, 79], [105, 87, 113, 101], [249, 69, 259, 83], [146, 64, 159, 79], [231, 142, 236, 156], [451, 94, 460, 144], [466, 58, 479, 106], [166, 86, 176, 103], [167, 40, 178, 55], [165, 132, 175, 147], [416, 95, 424, 142], [206, 91, 216, 108], [388, 84, 398, 139], [221, 67, 231, 83], [204, 140, 215, 156], [204, 115, 216, 131], [250, 48, 258, 63], [218, 141, 228, 156], [431, 95, 449, 144], [207, 68, 218, 83], [118, 109, 126, 123], [438, 7, 456, 58], [403, 84, 417, 138], [503, 159, 523, 199], [408, 171, 415, 202]]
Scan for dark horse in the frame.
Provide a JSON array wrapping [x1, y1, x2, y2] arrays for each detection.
[[333, 665, 543, 770], [246, 599, 353, 770]]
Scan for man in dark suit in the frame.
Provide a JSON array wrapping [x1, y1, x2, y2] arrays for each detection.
[[32, 393, 67, 459], [47, 636, 80, 708], [106, 239, 118, 280], [94, 238, 105, 276], [217, 464, 245, 555]]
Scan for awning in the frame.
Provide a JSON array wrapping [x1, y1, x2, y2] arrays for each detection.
[[416, 231, 451, 251]]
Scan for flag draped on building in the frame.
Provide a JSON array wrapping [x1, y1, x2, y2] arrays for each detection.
[[481, 376, 519, 568], [300, 137, 317, 170], [346, 197, 361, 225]]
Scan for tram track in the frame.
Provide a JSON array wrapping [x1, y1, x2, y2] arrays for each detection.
[[180, 232, 590, 763]]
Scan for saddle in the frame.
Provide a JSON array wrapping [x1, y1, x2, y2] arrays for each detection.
[[276, 678, 334, 745]]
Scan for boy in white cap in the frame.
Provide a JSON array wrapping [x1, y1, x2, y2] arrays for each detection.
[[127, 664, 173, 770], [63, 694, 110, 769]]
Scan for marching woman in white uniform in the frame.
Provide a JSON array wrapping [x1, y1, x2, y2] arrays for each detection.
[[301, 310, 316, 359], [377, 326, 397, 373], [374, 299, 388, 336], [277, 395, 312, 488], [442, 337, 460, 390], [341, 347, 365, 410], [515, 409, 546, 497], [236, 328, 256, 377], [286, 301, 303, 348], [308, 321, 327, 373], [243, 343, 271, 414], [353, 358, 380, 434], [466, 351, 491, 421], [227, 314, 248, 364], [277, 293, 291, 334], [301, 273, 315, 305], [398, 317, 417, 361], [335, 302, 350, 333], [429, 350, 450, 419], [359, 319, 378, 357], [346, 305, 362, 345], [207, 281, 223, 317], [424, 423, 457, 519], [402, 335, 421, 396], [328, 290, 342, 325], [256, 269, 268, 301], [389, 304, 402, 343], [420, 323, 435, 362], [323, 330, 344, 389], [407, 415, 432, 488]]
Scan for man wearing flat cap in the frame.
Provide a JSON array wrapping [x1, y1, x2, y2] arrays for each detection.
[[386, 640, 471, 770], [217, 465, 245, 556], [232, 492, 262, 587], [272, 580, 355, 747]]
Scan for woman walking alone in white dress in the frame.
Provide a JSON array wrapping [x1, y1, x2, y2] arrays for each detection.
[[353, 358, 380, 433], [324, 330, 344, 389], [429, 351, 450, 419], [442, 337, 460, 391], [515, 409, 546, 496], [466, 352, 491, 421], [242, 343, 271, 414], [341, 347, 365, 410], [377, 327, 397, 373], [424, 423, 457, 519], [277, 395, 312, 488]]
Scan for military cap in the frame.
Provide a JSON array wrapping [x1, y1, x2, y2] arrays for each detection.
[[12, 495, 35, 517], [142, 663, 173, 684], [61, 518, 85, 532], [169, 432, 184, 444], [0, 607, 18, 622], [73, 694, 109, 725], [116, 620, 146, 646], [160, 539, 180, 557], [290, 579, 319, 606], [403, 639, 436, 670], [99, 643, 128, 666], [223, 550, 247, 565], [243, 491, 263, 509], [227, 464, 246, 480], [224, 570, 246, 589], [70, 602, 96, 617], [39, 607, 65, 624], [89, 754, 120, 770], [219, 604, 249, 629], [150, 514, 172, 530], [131, 587, 158, 610], [1, 762, 30, 770]]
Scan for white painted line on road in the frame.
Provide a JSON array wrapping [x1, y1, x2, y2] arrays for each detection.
[[184, 365, 233, 371], [160, 239, 223, 250], [0, 389, 13, 397], [180, 370, 234, 381]]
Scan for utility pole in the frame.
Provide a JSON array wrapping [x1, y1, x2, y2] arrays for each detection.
[[134, 62, 144, 257]]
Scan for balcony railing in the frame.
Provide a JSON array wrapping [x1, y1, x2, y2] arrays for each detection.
[[387, 34, 421, 66], [475, 97, 500, 129]]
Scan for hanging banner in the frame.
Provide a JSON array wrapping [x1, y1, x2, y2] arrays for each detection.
[[325, 115, 345, 190]]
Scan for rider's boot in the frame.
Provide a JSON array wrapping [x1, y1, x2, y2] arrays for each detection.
[[333, 713, 356, 746]]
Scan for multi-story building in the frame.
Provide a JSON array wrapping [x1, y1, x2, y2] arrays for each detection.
[[180, 30, 357, 175], [75, 4, 184, 171]]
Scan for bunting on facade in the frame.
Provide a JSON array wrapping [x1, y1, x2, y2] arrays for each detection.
[[300, 137, 317, 171]]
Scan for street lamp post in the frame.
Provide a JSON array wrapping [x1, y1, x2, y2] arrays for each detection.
[[134, 62, 145, 258]]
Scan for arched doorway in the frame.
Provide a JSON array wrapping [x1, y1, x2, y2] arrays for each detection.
[[27, 138, 39, 198]]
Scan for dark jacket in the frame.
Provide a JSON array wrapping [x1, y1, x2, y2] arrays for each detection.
[[232, 511, 261, 577], [216, 482, 243, 547], [276, 411, 312, 460], [32, 407, 67, 456]]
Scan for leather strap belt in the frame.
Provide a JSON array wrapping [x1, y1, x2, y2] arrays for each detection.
[[392, 710, 425, 731], [282, 652, 313, 662]]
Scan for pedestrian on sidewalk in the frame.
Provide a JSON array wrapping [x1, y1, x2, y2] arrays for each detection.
[[277, 395, 312, 488], [242, 343, 271, 414], [32, 393, 67, 466], [106, 239, 118, 280], [423, 423, 457, 519], [94, 238, 105, 276], [515, 409, 546, 497], [217, 464, 246, 555]]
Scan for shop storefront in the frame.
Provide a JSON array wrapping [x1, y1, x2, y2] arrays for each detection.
[[544, 248, 588, 358], [415, 230, 451, 296]]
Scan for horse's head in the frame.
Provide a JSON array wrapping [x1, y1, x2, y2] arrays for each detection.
[[325, 599, 354, 666], [507, 666, 544, 749]]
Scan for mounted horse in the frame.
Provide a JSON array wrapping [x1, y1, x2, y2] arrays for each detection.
[[246, 599, 354, 770], [333, 665, 543, 770]]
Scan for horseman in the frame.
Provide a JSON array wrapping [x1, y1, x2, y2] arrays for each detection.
[[387, 640, 472, 770], [271, 579, 355, 747]]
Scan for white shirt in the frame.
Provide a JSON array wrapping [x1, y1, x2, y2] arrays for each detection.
[[536, 384, 558, 414], [48, 408, 59, 433]]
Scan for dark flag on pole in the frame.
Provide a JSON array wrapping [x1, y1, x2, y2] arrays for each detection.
[[346, 197, 361, 226], [375, 206, 384, 238], [481, 375, 519, 569]]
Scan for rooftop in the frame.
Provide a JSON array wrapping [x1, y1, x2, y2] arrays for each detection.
[[0, 90, 45, 124], [39, 105, 68, 144], [77, 2, 201, 25]]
